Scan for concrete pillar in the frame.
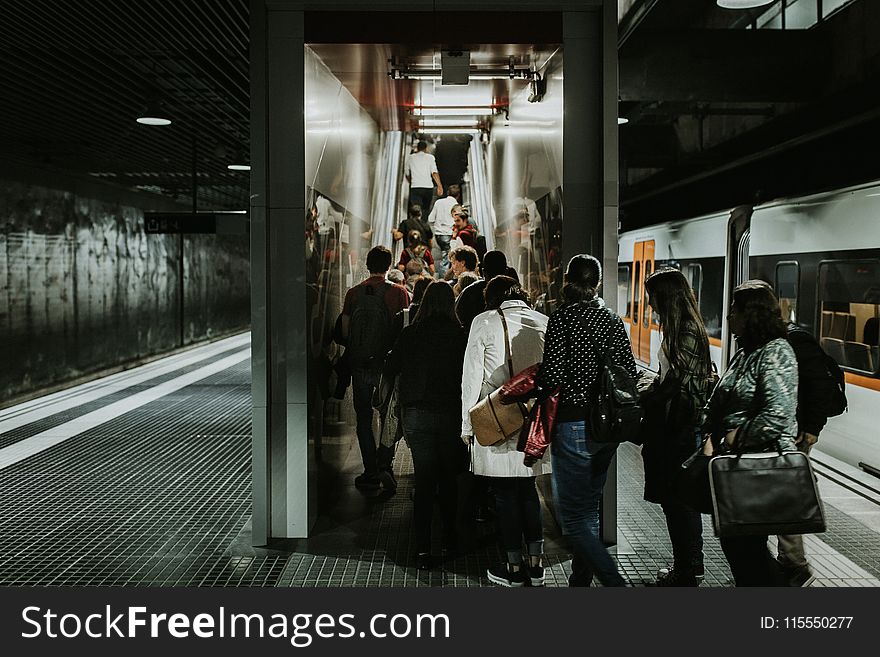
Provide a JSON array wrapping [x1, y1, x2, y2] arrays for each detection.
[[563, 0, 619, 545], [250, 1, 313, 542]]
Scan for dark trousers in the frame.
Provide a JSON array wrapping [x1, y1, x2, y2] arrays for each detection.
[[352, 368, 392, 476], [492, 477, 543, 564], [409, 187, 434, 219], [721, 535, 786, 586], [402, 407, 467, 553], [661, 501, 704, 572]]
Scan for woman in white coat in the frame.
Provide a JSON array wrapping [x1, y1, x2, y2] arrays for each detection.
[[461, 275, 551, 587]]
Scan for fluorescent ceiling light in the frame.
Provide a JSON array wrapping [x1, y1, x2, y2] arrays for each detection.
[[617, 117, 629, 125], [421, 128, 480, 135], [716, 1, 774, 8], [227, 164, 251, 171], [419, 118, 480, 127], [412, 107, 495, 116]]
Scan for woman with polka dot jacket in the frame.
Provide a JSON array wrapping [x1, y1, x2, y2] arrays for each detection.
[[536, 254, 638, 587]]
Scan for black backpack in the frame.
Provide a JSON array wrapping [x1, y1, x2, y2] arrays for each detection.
[[788, 324, 847, 417], [347, 282, 393, 368], [788, 326, 848, 418], [577, 309, 644, 443], [822, 351, 848, 416]]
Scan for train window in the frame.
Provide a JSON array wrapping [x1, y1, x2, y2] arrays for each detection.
[[817, 259, 880, 375], [618, 265, 631, 318], [633, 260, 641, 328], [775, 261, 799, 323], [643, 260, 653, 328], [685, 263, 702, 305]]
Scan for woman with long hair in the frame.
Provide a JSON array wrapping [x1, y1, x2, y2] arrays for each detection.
[[641, 267, 712, 586], [386, 282, 468, 570], [461, 276, 550, 587], [704, 280, 798, 586], [536, 254, 637, 587]]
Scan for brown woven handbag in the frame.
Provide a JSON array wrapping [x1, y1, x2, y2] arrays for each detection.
[[468, 310, 531, 447]]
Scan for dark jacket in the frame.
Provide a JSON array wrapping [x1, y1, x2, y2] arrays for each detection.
[[454, 279, 487, 330], [787, 323, 830, 436], [640, 326, 711, 503], [386, 316, 467, 412], [536, 298, 638, 422]]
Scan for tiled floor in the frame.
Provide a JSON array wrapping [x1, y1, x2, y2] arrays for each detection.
[[0, 339, 877, 587]]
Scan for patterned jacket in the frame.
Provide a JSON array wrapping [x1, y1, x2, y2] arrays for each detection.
[[704, 338, 798, 453]]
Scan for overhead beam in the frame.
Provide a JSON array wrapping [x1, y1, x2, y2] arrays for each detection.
[[620, 29, 828, 103]]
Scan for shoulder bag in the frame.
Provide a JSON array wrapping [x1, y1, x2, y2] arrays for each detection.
[[468, 310, 531, 447], [709, 439, 826, 538]]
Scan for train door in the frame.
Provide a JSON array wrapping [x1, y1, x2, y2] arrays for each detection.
[[630, 239, 655, 363]]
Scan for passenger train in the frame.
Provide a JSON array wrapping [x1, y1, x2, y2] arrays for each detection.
[[618, 180, 880, 476]]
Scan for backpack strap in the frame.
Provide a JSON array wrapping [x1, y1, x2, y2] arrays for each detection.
[[497, 309, 515, 379]]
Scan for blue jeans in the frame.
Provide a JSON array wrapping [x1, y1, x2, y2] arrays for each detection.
[[551, 421, 626, 587], [434, 234, 451, 277]]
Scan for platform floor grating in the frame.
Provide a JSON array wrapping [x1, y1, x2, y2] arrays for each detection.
[[1, 348, 878, 587]]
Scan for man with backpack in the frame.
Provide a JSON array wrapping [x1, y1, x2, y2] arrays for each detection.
[[779, 319, 847, 586], [340, 246, 410, 492]]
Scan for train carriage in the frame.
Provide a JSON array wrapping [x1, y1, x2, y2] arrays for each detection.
[[618, 181, 880, 475]]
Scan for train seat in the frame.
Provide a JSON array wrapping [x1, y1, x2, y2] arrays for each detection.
[[821, 337, 846, 367], [830, 312, 856, 341], [821, 311, 833, 338], [843, 341, 874, 372]]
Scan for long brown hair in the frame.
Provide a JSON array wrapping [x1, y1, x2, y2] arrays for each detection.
[[414, 281, 458, 325], [644, 267, 711, 374]]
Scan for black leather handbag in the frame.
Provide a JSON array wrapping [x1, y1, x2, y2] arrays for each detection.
[[709, 448, 826, 538]]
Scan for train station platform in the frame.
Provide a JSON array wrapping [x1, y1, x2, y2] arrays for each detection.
[[1, 333, 878, 588]]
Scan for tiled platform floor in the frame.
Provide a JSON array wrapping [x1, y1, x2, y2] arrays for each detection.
[[0, 335, 877, 587]]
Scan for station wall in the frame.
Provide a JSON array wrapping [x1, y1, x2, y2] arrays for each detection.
[[0, 178, 250, 403]]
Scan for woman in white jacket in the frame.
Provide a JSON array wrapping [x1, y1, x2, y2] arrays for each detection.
[[461, 275, 551, 587]]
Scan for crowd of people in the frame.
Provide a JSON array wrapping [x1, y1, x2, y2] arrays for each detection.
[[329, 142, 835, 588]]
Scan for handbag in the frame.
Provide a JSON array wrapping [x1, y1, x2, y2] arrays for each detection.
[[468, 310, 531, 447], [709, 446, 826, 538]]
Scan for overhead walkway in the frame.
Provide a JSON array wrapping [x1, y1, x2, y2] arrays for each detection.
[[1, 338, 877, 586]]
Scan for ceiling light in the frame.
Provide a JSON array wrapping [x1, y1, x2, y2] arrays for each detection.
[[412, 107, 495, 116], [227, 147, 250, 171], [136, 100, 171, 126], [420, 128, 480, 135], [716, 1, 774, 8], [617, 117, 629, 125], [419, 118, 480, 127]]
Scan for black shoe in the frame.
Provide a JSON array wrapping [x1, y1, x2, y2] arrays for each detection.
[[378, 468, 397, 493], [486, 564, 527, 588], [417, 553, 431, 571], [528, 565, 545, 587], [780, 563, 815, 587], [655, 567, 699, 587], [354, 473, 380, 490]]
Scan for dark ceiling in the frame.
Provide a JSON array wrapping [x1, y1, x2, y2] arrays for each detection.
[[1, 1, 878, 227], [0, 0, 250, 210]]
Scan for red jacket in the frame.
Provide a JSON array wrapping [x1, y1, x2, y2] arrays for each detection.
[[498, 364, 560, 466]]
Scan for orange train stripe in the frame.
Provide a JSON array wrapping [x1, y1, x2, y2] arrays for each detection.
[[844, 372, 880, 392], [708, 337, 722, 347]]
